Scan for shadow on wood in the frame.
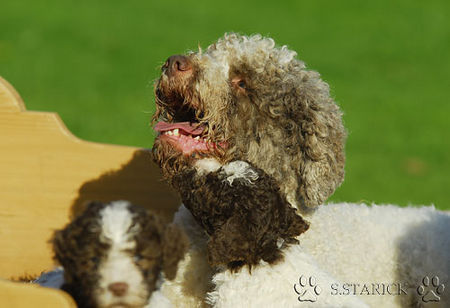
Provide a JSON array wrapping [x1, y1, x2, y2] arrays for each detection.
[[71, 149, 180, 221]]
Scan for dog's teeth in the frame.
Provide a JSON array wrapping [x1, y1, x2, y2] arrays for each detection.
[[173, 129, 179, 136], [194, 136, 200, 140], [168, 130, 173, 135]]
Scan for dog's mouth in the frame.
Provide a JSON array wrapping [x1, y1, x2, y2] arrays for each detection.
[[154, 88, 227, 156], [154, 120, 219, 155]]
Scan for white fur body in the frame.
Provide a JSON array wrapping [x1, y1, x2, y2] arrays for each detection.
[[162, 203, 450, 307], [145, 290, 174, 308], [96, 201, 149, 307]]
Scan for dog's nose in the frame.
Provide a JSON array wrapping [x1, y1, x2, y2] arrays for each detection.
[[108, 282, 129, 297], [162, 55, 192, 76]]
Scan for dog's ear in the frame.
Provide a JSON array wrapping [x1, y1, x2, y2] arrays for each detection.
[[52, 229, 68, 267], [51, 228, 79, 285], [237, 59, 345, 208], [161, 223, 189, 280], [52, 203, 103, 278], [284, 69, 346, 208]]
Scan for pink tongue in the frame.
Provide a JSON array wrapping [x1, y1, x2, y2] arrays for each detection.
[[154, 121, 205, 135]]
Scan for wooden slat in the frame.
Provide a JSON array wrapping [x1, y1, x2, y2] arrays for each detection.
[[0, 279, 76, 308], [0, 76, 180, 280]]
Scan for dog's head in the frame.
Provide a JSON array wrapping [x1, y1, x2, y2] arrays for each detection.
[[153, 33, 346, 209], [52, 201, 188, 308]]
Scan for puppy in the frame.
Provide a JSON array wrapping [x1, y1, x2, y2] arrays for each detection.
[[52, 201, 188, 308]]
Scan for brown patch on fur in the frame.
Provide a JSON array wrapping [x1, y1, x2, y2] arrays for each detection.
[[52, 201, 188, 308], [172, 161, 309, 271], [152, 33, 346, 210]]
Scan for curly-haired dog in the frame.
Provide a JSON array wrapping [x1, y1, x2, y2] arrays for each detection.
[[152, 34, 449, 307], [172, 159, 309, 271], [153, 34, 345, 211], [52, 201, 188, 308]]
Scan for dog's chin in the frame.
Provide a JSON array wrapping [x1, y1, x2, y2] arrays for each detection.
[[152, 135, 223, 180], [98, 294, 149, 308], [151, 138, 193, 180], [152, 116, 228, 178]]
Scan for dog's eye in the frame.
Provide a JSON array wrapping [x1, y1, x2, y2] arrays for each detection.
[[90, 256, 100, 264], [231, 77, 247, 92]]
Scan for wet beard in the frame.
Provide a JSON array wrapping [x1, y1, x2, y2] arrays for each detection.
[[152, 138, 195, 184]]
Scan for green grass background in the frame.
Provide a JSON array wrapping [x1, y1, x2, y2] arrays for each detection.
[[1, 0, 449, 209]]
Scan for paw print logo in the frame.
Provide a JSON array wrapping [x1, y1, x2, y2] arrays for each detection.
[[294, 275, 321, 302], [417, 276, 445, 303]]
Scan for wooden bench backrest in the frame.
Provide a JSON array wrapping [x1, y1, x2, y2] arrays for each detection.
[[0, 76, 180, 279]]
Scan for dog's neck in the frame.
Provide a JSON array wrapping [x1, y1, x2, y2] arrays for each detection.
[[192, 158, 308, 213]]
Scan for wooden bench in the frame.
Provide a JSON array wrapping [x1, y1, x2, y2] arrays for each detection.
[[0, 76, 180, 307]]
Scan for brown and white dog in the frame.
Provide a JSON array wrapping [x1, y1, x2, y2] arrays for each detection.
[[152, 33, 449, 308], [52, 201, 188, 308]]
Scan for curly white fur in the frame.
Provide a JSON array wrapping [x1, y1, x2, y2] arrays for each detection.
[[161, 204, 449, 307]]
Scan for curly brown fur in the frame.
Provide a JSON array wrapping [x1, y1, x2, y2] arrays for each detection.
[[172, 160, 309, 271], [152, 33, 346, 209], [52, 201, 188, 308]]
